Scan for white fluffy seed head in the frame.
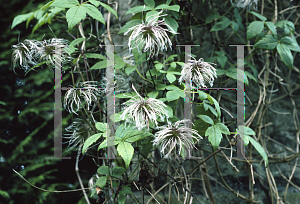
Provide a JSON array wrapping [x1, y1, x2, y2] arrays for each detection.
[[120, 84, 169, 130], [152, 119, 202, 159], [124, 10, 178, 59], [179, 55, 217, 89]]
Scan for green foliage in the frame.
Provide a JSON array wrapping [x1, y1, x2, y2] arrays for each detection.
[[97, 166, 110, 175], [248, 11, 267, 21], [276, 43, 294, 69], [112, 167, 126, 177], [95, 176, 107, 188], [210, 17, 231, 32], [82, 4, 105, 25], [247, 21, 264, 40], [238, 126, 268, 166], [82, 133, 103, 154], [253, 35, 278, 50], [98, 124, 152, 168]]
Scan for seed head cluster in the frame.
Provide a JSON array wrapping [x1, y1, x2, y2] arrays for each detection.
[[152, 119, 202, 159], [120, 84, 169, 130], [179, 55, 217, 88], [124, 10, 178, 58]]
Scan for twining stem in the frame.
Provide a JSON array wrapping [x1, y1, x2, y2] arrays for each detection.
[[76, 145, 91, 204]]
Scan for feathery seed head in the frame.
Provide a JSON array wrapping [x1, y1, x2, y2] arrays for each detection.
[[152, 119, 202, 159], [120, 84, 169, 130], [179, 55, 217, 88], [64, 117, 95, 151], [231, 0, 259, 10], [64, 81, 102, 114], [124, 10, 178, 58]]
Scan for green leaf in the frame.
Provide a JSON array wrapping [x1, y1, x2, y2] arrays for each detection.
[[85, 53, 106, 59], [234, 8, 242, 22], [115, 61, 126, 69], [122, 128, 151, 142], [248, 137, 269, 167], [194, 119, 209, 137], [66, 5, 86, 29], [275, 20, 295, 32], [210, 17, 231, 31], [0, 190, 10, 199], [119, 19, 142, 34], [155, 63, 164, 70], [95, 176, 107, 188], [40, 1, 54, 10], [166, 90, 185, 101], [205, 11, 220, 24], [217, 56, 228, 68], [164, 105, 173, 118], [89, 0, 100, 7], [125, 66, 136, 75], [176, 62, 184, 66], [280, 36, 300, 52], [205, 104, 218, 117], [98, 137, 119, 150], [11, 12, 35, 29], [215, 123, 230, 135], [82, 4, 105, 24], [156, 84, 167, 90], [147, 91, 159, 98], [206, 126, 222, 151], [165, 85, 181, 91], [254, 35, 278, 50], [97, 166, 110, 175], [115, 124, 125, 139], [247, 21, 264, 40], [216, 69, 226, 76], [245, 71, 257, 82], [164, 17, 178, 33], [231, 21, 239, 33], [226, 68, 248, 85], [26, 12, 35, 29], [99, 2, 118, 19], [198, 115, 214, 125], [125, 6, 152, 15], [206, 94, 221, 118], [248, 11, 267, 21], [246, 63, 258, 79], [166, 73, 176, 83], [265, 21, 276, 35], [110, 112, 123, 123], [155, 4, 180, 12], [165, 54, 178, 62], [90, 60, 114, 69], [144, 0, 155, 8], [117, 142, 134, 169], [52, 0, 79, 8], [90, 189, 97, 198], [115, 93, 135, 98], [95, 122, 107, 132], [118, 193, 126, 204], [277, 43, 293, 69], [82, 133, 103, 154], [170, 62, 177, 69], [234, 8, 244, 30], [197, 90, 207, 100], [244, 135, 250, 146], [112, 167, 126, 177], [238, 125, 255, 136], [146, 11, 159, 23], [69, 38, 85, 47]]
